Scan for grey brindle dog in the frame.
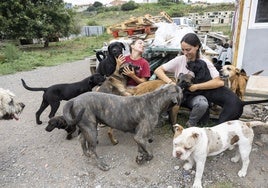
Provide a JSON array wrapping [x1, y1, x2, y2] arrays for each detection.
[[62, 84, 183, 171]]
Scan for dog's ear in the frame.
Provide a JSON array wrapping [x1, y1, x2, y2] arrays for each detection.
[[240, 69, 247, 76], [235, 68, 240, 75], [173, 124, 184, 137], [119, 42, 125, 50], [191, 132, 199, 139]]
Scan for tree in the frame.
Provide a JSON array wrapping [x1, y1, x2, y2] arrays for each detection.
[[121, 1, 139, 11], [0, 0, 75, 47], [93, 1, 103, 8]]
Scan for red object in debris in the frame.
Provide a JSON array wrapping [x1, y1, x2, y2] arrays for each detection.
[[112, 30, 119, 38]]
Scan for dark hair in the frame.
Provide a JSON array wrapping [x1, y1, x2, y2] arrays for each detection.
[[129, 38, 143, 53], [180, 33, 202, 59]]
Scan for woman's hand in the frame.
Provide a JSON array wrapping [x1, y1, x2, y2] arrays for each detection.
[[116, 54, 125, 66], [122, 66, 135, 77], [188, 84, 198, 92]]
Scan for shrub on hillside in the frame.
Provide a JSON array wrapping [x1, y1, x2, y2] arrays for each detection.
[[121, 1, 139, 11]]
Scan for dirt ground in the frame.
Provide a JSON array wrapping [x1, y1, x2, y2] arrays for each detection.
[[1, 60, 268, 188]]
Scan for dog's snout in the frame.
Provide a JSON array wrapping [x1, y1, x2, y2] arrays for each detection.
[[176, 151, 182, 158]]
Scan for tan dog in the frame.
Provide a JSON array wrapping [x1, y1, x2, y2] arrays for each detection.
[[172, 120, 268, 188], [221, 65, 263, 100], [127, 78, 180, 126], [0, 88, 25, 120], [127, 79, 167, 95]]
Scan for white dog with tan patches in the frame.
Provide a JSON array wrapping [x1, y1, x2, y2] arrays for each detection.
[[172, 120, 268, 188]]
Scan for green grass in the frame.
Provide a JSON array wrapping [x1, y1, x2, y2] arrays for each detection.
[[0, 34, 111, 75]]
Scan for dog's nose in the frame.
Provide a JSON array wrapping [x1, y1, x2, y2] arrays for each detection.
[[20, 103, 25, 109], [176, 151, 182, 158]]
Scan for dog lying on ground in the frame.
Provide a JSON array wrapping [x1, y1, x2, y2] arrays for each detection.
[[172, 120, 268, 188], [63, 84, 182, 171], [96, 41, 126, 77], [21, 73, 105, 125], [221, 65, 264, 100], [0, 88, 25, 120], [45, 108, 85, 140]]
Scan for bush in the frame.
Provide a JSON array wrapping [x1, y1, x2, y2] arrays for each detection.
[[121, 1, 139, 11], [3, 43, 20, 63]]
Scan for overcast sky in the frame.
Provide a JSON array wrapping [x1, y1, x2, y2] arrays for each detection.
[[64, 0, 235, 6]]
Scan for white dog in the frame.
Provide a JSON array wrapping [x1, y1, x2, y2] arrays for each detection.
[[0, 88, 25, 120], [172, 120, 268, 188]]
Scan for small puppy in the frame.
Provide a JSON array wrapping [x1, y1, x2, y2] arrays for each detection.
[[172, 120, 268, 188], [45, 108, 85, 140], [45, 116, 75, 140], [221, 65, 264, 100], [21, 73, 105, 124], [0, 88, 25, 120]]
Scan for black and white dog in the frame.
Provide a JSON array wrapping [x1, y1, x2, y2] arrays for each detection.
[[96, 42, 125, 77], [21, 73, 105, 125]]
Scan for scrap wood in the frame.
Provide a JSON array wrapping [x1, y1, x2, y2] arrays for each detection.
[[107, 12, 173, 36]]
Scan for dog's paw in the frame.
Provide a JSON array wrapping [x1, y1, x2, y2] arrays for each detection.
[[193, 179, 202, 188], [83, 151, 91, 157], [231, 155, 240, 163], [183, 162, 193, 171], [145, 154, 153, 161], [238, 170, 247, 177], [97, 160, 110, 171], [136, 154, 146, 165], [37, 120, 42, 125]]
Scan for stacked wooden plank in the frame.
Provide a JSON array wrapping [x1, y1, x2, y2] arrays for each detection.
[[107, 11, 173, 38]]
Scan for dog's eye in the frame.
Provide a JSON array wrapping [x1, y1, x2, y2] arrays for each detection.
[[184, 146, 191, 150], [227, 67, 231, 71]]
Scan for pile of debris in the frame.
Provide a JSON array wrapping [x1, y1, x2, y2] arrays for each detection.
[[106, 11, 173, 38]]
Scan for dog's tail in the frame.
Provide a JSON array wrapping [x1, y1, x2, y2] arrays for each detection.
[[63, 100, 85, 126], [246, 121, 268, 135], [21, 79, 47, 92], [242, 99, 268, 106]]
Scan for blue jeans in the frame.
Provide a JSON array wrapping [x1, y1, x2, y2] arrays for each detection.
[[183, 95, 209, 126]]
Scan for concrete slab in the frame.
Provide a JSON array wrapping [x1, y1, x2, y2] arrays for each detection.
[[246, 75, 268, 97]]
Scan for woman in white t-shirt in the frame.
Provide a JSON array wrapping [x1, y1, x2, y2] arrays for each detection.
[[154, 33, 224, 127]]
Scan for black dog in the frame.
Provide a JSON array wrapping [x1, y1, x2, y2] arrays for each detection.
[[182, 60, 268, 124], [96, 42, 125, 77], [21, 73, 105, 125], [45, 108, 85, 140], [186, 59, 212, 83]]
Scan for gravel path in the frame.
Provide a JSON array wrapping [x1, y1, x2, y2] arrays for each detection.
[[1, 60, 268, 188]]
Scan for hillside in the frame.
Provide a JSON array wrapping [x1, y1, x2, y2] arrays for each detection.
[[77, 2, 235, 28]]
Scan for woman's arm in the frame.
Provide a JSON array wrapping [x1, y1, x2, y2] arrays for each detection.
[[188, 76, 224, 92], [154, 66, 174, 84]]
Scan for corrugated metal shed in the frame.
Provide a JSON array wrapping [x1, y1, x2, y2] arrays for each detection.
[[82, 26, 104, 36]]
